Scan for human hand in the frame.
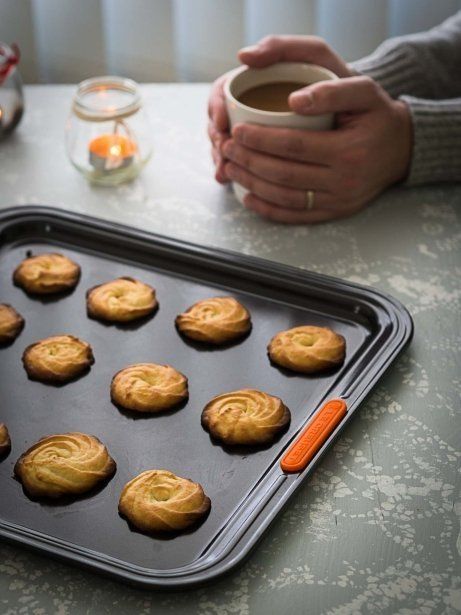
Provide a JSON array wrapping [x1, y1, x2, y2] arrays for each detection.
[[207, 35, 353, 184], [208, 73, 231, 184], [223, 77, 412, 223], [208, 35, 412, 223]]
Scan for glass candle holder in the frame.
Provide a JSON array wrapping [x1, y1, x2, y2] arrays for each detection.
[[66, 76, 152, 186]]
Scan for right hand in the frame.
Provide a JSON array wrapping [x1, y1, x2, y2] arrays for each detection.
[[207, 35, 354, 183]]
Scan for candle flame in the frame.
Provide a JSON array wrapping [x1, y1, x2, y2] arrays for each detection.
[[109, 144, 122, 157]]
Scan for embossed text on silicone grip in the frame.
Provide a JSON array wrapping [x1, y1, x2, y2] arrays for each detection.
[[280, 399, 347, 473]]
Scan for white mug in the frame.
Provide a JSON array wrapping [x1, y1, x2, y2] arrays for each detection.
[[224, 62, 338, 204]]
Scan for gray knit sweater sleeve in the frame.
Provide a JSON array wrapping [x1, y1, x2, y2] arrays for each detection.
[[350, 11, 461, 186]]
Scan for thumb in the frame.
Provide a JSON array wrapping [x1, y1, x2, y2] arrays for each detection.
[[237, 35, 352, 77], [238, 42, 279, 68], [289, 76, 383, 115], [238, 35, 317, 68]]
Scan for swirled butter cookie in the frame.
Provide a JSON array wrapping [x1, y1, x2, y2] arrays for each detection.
[[14, 432, 116, 498], [13, 252, 80, 295], [22, 335, 94, 383], [0, 304, 24, 343], [111, 363, 188, 413], [86, 277, 157, 323], [119, 469, 211, 533], [0, 424, 11, 458], [201, 388, 290, 446], [268, 325, 346, 374], [175, 296, 251, 344]]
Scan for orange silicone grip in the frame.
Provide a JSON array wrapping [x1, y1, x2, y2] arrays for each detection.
[[280, 399, 347, 473]]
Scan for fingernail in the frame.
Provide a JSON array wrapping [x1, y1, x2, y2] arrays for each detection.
[[239, 45, 260, 55], [290, 92, 314, 112]]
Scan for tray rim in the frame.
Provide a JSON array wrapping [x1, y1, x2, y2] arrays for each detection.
[[0, 205, 414, 588]]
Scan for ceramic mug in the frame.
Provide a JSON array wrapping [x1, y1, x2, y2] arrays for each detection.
[[224, 62, 338, 204]]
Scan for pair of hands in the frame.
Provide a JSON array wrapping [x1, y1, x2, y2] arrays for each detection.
[[208, 36, 412, 223]]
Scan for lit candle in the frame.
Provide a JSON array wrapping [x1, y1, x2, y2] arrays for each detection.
[[89, 134, 137, 172]]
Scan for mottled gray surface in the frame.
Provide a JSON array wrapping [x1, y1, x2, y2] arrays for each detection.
[[0, 85, 460, 615]]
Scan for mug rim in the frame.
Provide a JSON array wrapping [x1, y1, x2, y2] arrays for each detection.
[[224, 62, 339, 117]]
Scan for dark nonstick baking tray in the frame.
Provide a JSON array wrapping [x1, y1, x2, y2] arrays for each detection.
[[0, 206, 413, 588]]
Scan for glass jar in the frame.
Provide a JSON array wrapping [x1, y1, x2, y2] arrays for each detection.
[[66, 76, 152, 186], [0, 42, 24, 140]]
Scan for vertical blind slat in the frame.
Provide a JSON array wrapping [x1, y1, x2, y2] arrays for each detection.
[[173, 0, 244, 81], [389, 0, 461, 36], [31, 0, 106, 82], [245, 0, 316, 44], [317, 0, 388, 61], [102, 0, 175, 82]]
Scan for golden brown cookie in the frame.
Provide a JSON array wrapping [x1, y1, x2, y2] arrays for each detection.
[[0, 423, 11, 458], [86, 277, 157, 323], [14, 432, 116, 498], [111, 363, 188, 413], [175, 296, 251, 344], [201, 388, 290, 446], [0, 304, 24, 344], [13, 252, 80, 295], [22, 335, 94, 383], [119, 469, 211, 533], [268, 325, 346, 374]]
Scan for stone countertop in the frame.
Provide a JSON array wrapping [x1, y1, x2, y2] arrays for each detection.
[[0, 85, 460, 615]]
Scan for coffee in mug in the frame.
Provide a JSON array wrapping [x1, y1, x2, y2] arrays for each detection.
[[237, 81, 307, 112]]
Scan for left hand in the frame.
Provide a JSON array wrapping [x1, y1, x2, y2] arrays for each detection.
[[208, 73, 232, 184], [222, 76, 413, 223]]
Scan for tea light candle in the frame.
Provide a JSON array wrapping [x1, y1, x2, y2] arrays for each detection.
[[68, 76, 151, 185], [89, 134, 137, 172]]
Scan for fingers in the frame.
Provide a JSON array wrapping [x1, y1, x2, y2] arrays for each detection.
[[238, 35, 351, 78], [289, 76, 384, 115], [222, 140, 330, 190], [224, 161, 332, 211], [208, 118, 231, 183], [211, 146, 229, 184], [232, 123, 338, 164], [208, 74, 229, 133], [207, 73, 232, 182], [243, 193, 359, 224], [209, 122, 230, 183], [208, 119, 227, 150]]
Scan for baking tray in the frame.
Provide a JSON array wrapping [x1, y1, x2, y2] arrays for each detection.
[[0, 206, 413, 588]]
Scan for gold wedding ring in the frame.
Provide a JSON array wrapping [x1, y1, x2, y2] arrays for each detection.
[[305, 190, 315, 210]]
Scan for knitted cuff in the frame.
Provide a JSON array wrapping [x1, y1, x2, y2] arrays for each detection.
[[350, 42, 428, 99], [400, 96, 461, 186]]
